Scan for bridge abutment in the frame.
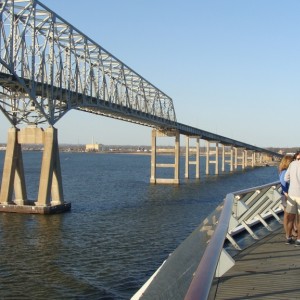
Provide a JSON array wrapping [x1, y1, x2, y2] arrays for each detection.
[[0, 126, 71, 214]]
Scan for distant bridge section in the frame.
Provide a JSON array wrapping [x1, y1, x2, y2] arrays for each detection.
[[176, 122, 277, 156]]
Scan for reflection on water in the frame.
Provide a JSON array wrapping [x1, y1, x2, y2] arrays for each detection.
[[0, 151, 278, 299]]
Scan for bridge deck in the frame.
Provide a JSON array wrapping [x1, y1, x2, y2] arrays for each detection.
[[213, 227, 300, 299]]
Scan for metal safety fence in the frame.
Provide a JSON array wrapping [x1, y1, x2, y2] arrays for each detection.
[[133, 181, 283, 300]]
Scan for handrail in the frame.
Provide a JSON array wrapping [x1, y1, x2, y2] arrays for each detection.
[[184, 193, 235, 300], [184, 180, 282, 300], [230, 180, 280, 197], [133, 181, 283, 300]]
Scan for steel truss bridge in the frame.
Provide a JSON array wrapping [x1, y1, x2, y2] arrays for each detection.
[[0, 0, 281, 213], [0, 0, 279, 155]]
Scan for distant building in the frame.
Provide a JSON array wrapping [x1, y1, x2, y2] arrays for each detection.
[[85, 143, 101, 152], [278, 150, 284, 155]]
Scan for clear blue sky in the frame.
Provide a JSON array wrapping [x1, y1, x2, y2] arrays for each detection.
[[1, 0, 299, 147]]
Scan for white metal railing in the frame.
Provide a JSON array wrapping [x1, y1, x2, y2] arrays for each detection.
[[184, 181, 282, 300], [133, 181, 283, 300]]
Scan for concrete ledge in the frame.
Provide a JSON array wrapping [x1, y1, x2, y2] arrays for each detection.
[[155, 178, 180, 184], [0, 202, 71, 214]]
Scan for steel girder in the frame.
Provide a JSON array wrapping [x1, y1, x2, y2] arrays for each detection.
[[0, 0, 176, 126]]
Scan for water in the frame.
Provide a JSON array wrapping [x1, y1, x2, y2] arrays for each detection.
[[0, 151, 278, 299]]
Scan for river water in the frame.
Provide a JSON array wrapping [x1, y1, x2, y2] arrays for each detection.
[[0, 151, 278, 299]]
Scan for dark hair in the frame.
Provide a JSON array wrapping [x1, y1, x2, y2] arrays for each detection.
[[293, 151, 300, 160]]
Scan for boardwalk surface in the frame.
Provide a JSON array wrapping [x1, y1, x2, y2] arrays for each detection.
[[214, 227, 300, 300]]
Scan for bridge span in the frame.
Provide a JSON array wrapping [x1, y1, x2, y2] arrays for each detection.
[[0, 0, 281, 214]]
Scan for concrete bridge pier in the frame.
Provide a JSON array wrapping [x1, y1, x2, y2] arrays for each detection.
[[0, 126, 71, 214], [222, 145, 234, 172], [205, 141, 219, 175], [258, 153, 264, 164], [234, 147, 246, 170], [150, 129, 180, 184], [244, 150, 249, 167], [253, 152, 257, 167], [185, 136, 200, 179], [245, 150, 255, 167]]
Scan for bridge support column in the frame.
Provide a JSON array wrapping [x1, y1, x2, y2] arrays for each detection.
[[234, 147, 238, 169], [221, 145, 225, 172], [230, 146, 234, 171], [234, 147, 246, 170], [221, 145, 234, 172], [0, 126, 71, 214], [0, 127, 26, 205], [150, 129, 180, 184], [37, 127, 64, 206], [185, 136, 200, 179], [205, 141, 219, 175], [242, 150, 246, 169], [252, 152, 256, 167], [228, 146, 234, 172], [245, 150, 255, 167], [244, 150, 248, 167]]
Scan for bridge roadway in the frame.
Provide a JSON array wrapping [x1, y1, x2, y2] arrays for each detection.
[[0, 71, 277, 157], [0, 0, 278, 157], [214, 226, 300, 299]]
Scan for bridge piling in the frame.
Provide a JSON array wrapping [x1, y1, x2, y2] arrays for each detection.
[[222, 145, 234, 172], [205, 141, 219, 175], [185, 136, 200, 179], [0, 126, 71, 214], [150, 129, 180, 184], [234, 147, 246, 170], [0, 127, 26, 205]]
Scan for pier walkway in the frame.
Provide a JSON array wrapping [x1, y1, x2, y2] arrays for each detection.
[[213, 227, 300, 300]]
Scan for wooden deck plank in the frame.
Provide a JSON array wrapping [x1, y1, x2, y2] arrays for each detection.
[[214, 227, 300, 299]]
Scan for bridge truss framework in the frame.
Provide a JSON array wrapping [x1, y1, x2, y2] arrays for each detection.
[[0, 0, 281, 213]]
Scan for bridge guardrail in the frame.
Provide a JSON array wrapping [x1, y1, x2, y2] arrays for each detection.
[[184, 181, 282, 300], [133, 181, 283, 300]]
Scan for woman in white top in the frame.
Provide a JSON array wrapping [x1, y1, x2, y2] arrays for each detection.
[[284, 151, 300, 245]]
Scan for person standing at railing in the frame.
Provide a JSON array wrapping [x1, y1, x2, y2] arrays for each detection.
[[279, 154, 294, 242], [284, 151, 300, 245]]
